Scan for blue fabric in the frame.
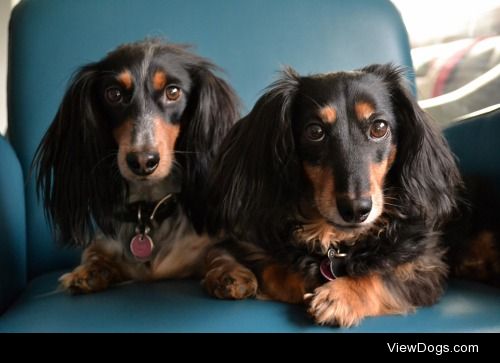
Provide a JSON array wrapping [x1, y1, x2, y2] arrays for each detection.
[[444, 108, 500, 185], [3, 0, 499, 332], [0, 136, 26, 313], [8, 0, 412, 277], [1, 272, 499, 332]]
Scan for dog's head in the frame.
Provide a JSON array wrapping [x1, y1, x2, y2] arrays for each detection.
[[35, 39, 239, 245], [210, 64, 461, 247]]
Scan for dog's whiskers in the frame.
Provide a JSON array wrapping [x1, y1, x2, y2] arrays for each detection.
[[383, 202, 402, 208], [171, 150, 200, 155], [90, 152, 118, 174]]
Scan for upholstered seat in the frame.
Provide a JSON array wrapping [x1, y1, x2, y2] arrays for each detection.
[[1, 0, 499, 332]]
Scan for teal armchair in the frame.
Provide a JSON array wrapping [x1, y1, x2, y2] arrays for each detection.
[[0, 0, 499, 332]]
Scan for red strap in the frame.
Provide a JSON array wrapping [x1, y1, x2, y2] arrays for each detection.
[[432, 36, 488, 97]]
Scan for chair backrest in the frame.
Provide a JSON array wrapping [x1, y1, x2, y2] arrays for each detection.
[[7, 0, 412, 278], [445, 108, 500, 185]]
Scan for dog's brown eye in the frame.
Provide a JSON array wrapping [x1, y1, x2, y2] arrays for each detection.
[[165, 86, 181, 101], [370, 120, 389, 139], [305, 124, 325, 141], [105, 87, 123, 104]]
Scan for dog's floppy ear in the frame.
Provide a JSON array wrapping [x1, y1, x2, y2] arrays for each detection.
[[176, 62, 240, 232], [208, 67, 301, 241], [364, 64, 462, 227], [34, 64, 124, 246]]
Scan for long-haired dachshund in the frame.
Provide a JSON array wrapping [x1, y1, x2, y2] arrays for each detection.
[[34, 39, 239, 293], [204, 64, 500, 327]]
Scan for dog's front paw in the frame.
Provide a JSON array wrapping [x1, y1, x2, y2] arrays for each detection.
[[203, 264, 258, 300], [59, 261, 119, 294], [306, 279, 365, 327]]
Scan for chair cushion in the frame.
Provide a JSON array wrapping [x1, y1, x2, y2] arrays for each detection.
[[1, 272, 499, 332]]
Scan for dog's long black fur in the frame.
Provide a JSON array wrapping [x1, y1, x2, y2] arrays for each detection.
[[204, 64, 499, 327]]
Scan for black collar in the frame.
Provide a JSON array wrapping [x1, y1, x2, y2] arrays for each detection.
[[116, 194, 178, 225]]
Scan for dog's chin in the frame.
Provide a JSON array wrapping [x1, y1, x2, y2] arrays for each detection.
[[123, 174, 168, 186], [118, 168, 170, 186], [325, 219, 371, 232]]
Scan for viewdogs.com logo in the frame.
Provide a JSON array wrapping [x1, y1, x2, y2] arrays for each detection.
[[387, 343, 479, 355]]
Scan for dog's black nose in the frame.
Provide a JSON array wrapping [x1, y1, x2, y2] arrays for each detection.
[[126, 152, 160, 176], [336, 197, 372, 223]]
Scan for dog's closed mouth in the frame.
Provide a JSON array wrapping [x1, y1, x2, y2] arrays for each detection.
[[325, 220, 365, 231]]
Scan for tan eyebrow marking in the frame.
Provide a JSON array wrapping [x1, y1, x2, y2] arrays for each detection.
[[152, 70, 168, 91], [319, 106, 337, 124], [354, 101, 375, 121], [117, 70, 133, 90]]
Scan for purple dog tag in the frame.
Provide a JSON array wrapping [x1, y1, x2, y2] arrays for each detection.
[[320, 258, 335, 281], [130, 234, 154, 260]]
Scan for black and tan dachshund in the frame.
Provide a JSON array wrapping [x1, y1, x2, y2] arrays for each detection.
[[34, 39, 239, 293], [203, 64, 500, 327]]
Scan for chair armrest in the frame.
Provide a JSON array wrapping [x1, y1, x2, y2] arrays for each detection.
[[0, 136, 27, 313]]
